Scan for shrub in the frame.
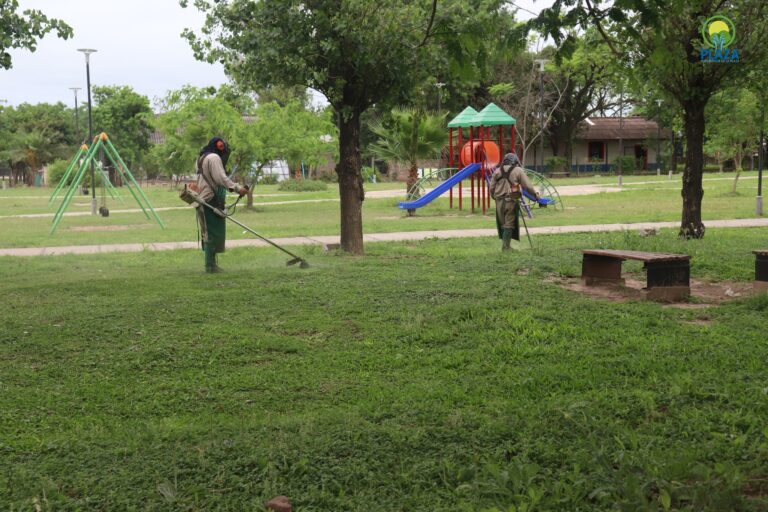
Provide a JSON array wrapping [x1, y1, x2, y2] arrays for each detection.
[[361, 166, 382, 183], [259, 175, 279, 185], [612, 155, 636, 174], [545, 156, 568, 174], [318, 170, 338, 183], [46, 159, 71, 185], [277, 179, 328, 192]]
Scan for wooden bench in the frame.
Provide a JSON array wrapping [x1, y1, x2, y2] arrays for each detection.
[[581, 249, 691, 300], [755, 250, 768, 291]]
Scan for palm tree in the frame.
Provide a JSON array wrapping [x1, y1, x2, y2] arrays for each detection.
[[369, 108, 445, 209], [0, 129, 64, 186]]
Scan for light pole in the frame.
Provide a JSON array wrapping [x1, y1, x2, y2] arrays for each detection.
[[77, 48, 97, 215], [434, 82, 445, 112], [534, 59, 548, 173], [69, 87, 82, 142]]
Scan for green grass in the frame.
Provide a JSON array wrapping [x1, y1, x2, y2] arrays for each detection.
[[2, 228, 768, 510], [0, 171, 764, 249]]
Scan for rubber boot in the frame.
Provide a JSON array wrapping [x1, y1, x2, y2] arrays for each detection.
[[501, 229, 513, 251], [204, 243, 221, 273]]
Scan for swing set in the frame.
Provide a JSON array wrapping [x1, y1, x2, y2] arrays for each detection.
[[49, 132, 166, 234]]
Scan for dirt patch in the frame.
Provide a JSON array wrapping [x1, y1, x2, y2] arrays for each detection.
[[67, 224, 150, 232], [549, 274, 757, 307]]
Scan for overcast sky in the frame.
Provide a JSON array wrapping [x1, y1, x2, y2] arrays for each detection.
[[2, 0, 553, 109]]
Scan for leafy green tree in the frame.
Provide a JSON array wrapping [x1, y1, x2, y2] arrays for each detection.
[[369, 108, 445, 202], [0, 128, 65, 185], [2, 102, 79, 146], [152, 95, 251, 181], [183, 0, 508, 254], [534, 0, 768, 239], [704, 87, 760, 192], [0, 103, 75, 186], [0, 0, 72, 69], [545, 31, 620, 166], [92, 86, 153, 170]]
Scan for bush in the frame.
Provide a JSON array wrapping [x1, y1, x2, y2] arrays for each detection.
[[318, 170, 338, 183], [259, 175, 279, 185], [277, 179, 328, 192], [361, 166, 382, 183], [46, 159, 71, 186], [612, 155, 636, 174], [545, 156, 568, 174]]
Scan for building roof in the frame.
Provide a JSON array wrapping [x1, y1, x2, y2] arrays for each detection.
[[580, 116, 672, 140]]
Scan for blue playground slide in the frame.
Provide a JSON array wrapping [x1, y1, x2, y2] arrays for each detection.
[[522, 189, 556, 206], [398, 163, 480, 210]]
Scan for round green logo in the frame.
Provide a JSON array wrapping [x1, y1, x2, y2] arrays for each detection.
[[701, 15, 736, 49]]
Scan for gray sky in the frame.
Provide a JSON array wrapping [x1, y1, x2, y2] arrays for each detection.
[[2, 0, 228, 108], [2, 0, 554, 109]]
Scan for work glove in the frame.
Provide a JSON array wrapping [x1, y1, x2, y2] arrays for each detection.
[[238, 185, 249, 197]]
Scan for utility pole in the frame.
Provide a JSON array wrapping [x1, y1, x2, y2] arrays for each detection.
[[77, 49, 97, 215], [69, 87, 82, 142], [434, 82, 445, 112], [534, 59, 549, 173]]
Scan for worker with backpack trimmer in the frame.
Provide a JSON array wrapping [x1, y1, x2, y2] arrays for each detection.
[[489, 153, 540, 251], [194, 137, 248, 273]]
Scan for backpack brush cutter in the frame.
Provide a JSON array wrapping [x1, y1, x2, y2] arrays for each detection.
[[180, 185, 310, 269]]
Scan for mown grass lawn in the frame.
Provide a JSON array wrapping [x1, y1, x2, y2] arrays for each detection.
[[0, 170, 763, 249], [2, 228, 767, 510]]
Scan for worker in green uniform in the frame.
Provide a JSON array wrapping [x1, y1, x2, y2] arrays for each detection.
[[489, 153, 540, 251], [195, 137, 247, 272]]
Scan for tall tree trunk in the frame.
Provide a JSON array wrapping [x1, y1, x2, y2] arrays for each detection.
[[565, 138, 574, 174], [680, 103, 706, 239], [336, 109, 365, 254]]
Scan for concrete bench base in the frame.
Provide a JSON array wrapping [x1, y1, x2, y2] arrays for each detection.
[[582, 249, 691, 301]]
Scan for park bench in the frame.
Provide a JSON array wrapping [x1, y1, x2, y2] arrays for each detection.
[[754, 250, 768, 291], [581, 249, 691, 300]]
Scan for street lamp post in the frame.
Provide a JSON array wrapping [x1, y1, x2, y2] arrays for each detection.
[[534, 59, 548, 173], [69, 87, 82, 142], [434, 82, 445, 112], [77, 48, 97, 215]]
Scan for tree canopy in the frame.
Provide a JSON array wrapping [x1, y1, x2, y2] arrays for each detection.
[[0, 0, 72, 69], [183, 0, 510, 253]]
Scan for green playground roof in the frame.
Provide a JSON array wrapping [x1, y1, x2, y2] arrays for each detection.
[[474, 103, 516, 126], [447, 106, 479, 128]]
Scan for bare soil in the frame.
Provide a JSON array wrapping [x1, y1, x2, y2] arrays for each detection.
[[548, 273, 758, 308]]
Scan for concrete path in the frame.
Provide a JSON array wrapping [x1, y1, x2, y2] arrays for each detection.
[[1, 218, 766, 257]]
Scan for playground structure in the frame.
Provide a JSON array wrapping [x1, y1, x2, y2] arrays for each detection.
[[49, 133, 166, 234], [398, 103, 563, 213]]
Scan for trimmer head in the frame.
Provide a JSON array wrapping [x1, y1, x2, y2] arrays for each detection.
[[287, 257, 310, 269]]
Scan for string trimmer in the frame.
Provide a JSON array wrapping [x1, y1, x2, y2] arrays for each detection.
[[180, 185, 310, 269]]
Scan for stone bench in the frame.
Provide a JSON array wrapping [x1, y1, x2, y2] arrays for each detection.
[[755, 250, 768, 291], [582, 249, 691, 300]]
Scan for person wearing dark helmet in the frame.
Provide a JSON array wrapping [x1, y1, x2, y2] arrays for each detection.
[[489, 152, 540, 251], [195, 137, 247, 272]]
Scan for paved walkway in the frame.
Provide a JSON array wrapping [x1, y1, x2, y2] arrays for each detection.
[[1, 218, 766, 257]]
